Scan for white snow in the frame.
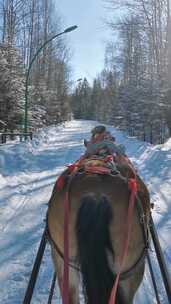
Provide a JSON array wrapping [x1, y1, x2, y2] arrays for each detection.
[[0, 120, 170, 303]]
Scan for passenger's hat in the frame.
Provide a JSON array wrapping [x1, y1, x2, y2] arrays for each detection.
[[91, 125, 106, 135]]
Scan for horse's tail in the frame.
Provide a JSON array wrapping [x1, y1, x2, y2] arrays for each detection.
[[76, 194, 120, 304]]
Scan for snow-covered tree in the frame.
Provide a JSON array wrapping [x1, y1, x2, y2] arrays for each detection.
[[0, 44, 25, 132]]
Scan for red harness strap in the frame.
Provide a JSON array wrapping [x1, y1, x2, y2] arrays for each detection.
[[56, 163, 78, 190], [61, 163, 79, 304], [62, 190, 70, 304], [108, 178, 138, 304]]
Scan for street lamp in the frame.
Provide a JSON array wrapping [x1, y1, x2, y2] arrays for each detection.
[[24, 25, 78, 136]]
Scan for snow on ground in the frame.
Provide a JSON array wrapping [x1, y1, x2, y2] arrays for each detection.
[[0, 120, 170, 303]]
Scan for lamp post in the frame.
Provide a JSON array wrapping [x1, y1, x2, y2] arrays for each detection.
[[24, 25, 78, 136]]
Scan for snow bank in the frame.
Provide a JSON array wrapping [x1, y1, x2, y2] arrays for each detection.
[[0, 120, 170, 303]]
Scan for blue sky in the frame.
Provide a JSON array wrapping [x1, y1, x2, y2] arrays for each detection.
[[56, 0, 113, 84]]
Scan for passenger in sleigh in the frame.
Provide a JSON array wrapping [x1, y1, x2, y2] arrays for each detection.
[[84, 125, 126, 158], [56, 126, 125, 189], [83, 125, 135, 169]]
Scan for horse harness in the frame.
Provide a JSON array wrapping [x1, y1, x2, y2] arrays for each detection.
[[46, 155, 150, 283]]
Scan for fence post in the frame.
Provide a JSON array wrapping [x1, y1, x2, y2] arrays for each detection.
[[160, 122, 162, 144], [143, 125, 146, 142], [2, 134, 6, 143], [150, 123, 153, 144]]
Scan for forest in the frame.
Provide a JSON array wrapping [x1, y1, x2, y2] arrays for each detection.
[[0, 0, 71, 133], [0, 0, 171, 144], [72, 0, 171, 143]]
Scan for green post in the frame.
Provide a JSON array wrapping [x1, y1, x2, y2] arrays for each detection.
[[24, 25, 78, 138]]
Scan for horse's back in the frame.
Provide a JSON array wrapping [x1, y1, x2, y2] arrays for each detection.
[[47, 171, 146, 263], [47, 170, 149, 303]]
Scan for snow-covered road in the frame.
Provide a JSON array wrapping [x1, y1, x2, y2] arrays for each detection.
[[0, 120, 170, 303]]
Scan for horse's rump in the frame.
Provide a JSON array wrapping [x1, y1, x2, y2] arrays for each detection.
[[47, 167, 149, 303]]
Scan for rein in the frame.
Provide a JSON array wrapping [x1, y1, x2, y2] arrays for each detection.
[[62, 188, 69, 304], [62, 171, 78, 304]]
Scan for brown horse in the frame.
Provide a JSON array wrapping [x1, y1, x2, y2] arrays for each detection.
[[47, 163, 150, 304]]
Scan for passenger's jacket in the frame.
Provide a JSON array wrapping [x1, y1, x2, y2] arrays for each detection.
[[85, 139, 126, 156]]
